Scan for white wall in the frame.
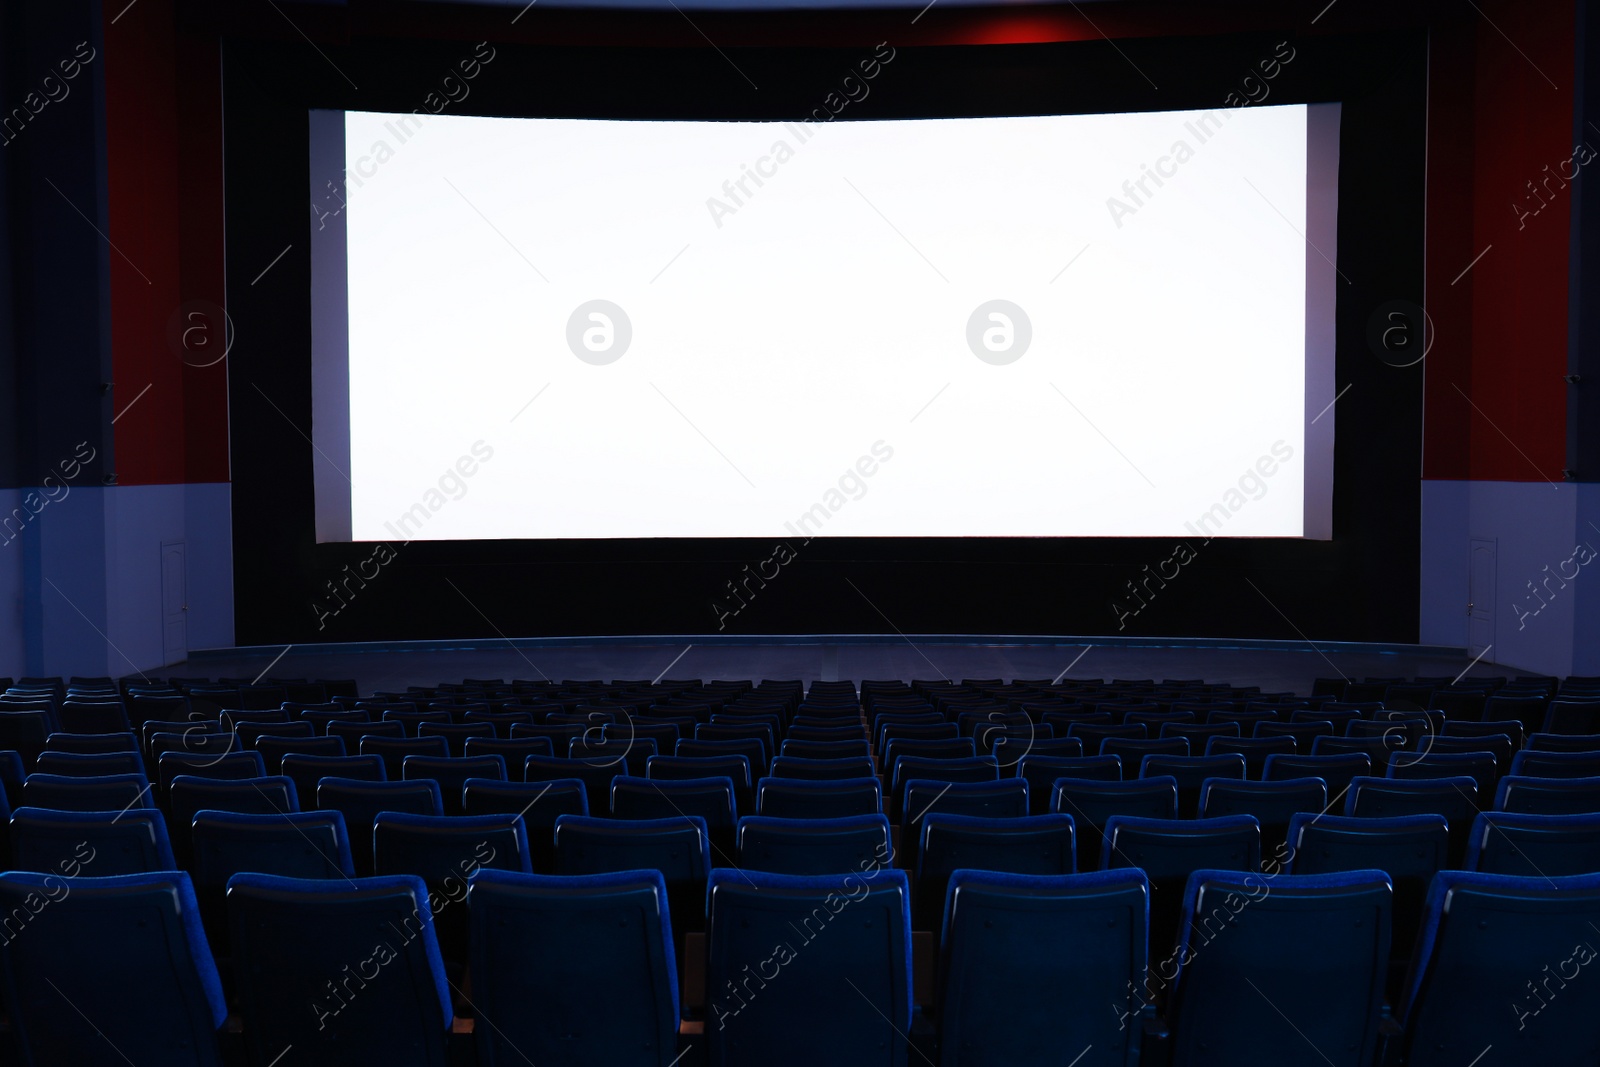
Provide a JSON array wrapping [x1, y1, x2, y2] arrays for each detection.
[[0, 483, 232, 679], [1421, 480, 1598, 676]]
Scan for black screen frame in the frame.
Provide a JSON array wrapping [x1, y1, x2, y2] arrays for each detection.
[[223, 28, 1426, 646]]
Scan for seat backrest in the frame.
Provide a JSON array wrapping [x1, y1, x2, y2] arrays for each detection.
[[1262, 752, 1371, 801], [328, 719, 404, 746], [783, 739, 873, 761], [1017, 755, 1121, 814], [1495, 773, 1600, 815], [1198, 776, 1328, 859], [1101, 737, 1190, 763], [1313, 734, 1396, 771], [881, 738, 975, 772], [401, 754, 508, 813], [1287, 811, 1448, 966], [373, 811, 532, 882], [1509, 749, 1600, 779], [169, 774, 299, 841], [462, 736, 554, 763], [255, 734, 345, 770], [1528, 731, 1600, 752], [889, 756, 1000, 812], [706, 868, 910, 1067], [736, 814, 892, 876], [522, 754, 620, 813], [1204, 736, 1298, 776], [0, 870, 226, 1066], [1169, 869, 1392, 1067], [227, 872, 453, 1066], [280, 754, 384, 805], [157, 751, 266, 792], [462, 777, 588, 823], [768, 755, 877, 781], [611, 775, 737, 829], [1139, 754, 1245, 819], [916, 813, 1075, 931], [554, 813, 710, 880], [1347, 775, 1480, 865], [11, 806, 176, 876], [361, 735, 449, 779], [1543, 700, 1600, 735], [21, 770, 153, 812], [33, 750, 144, 778], [1051, 776, 1179, 871], [1464, 811, 1600, 877], [754, 776, 883, 819], [648, 754, 753, 789], [938, 869, 1147, 1067], [43, 730, 139, 754], [192, 809, 355, 889], [1387, 752, 1497, 799], [315, 777, 444, 877], [467, 868, 680, 1067], [1398, 871, 1600, 1066]]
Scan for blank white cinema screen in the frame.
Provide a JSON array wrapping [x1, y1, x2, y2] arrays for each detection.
[[310, 102, 1339, 541]]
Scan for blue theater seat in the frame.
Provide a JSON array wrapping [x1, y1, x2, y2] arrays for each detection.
[[468, 868, 681, 1067], [554, 813, 710, 936], [361, 733, 448, 776], [1463, 810, 1600, 877], [1396, 871, 1600, 1066], [1387, 751, 1498, 799], [1509, 748, 1600, 779], [1287, 812, 1449, 994], [21, 771, 152, 812], [316, 777, 444, 877], [42, 730, 138, 754], [462, 736, 554, 764], [937, 869, 1148, 1067], [1204, 736, 1297, 779], [11, 806, 176, 877], [916, 812, 1075, 931], [1495, 773, 1600, 815], [755, 775, 883, 819], [280, 753, 384, 805], [1198, 776, 1327, 859], [1016, 755, 1121, 814], [373, 811, 532, 978], [1051, 776, 1179, 872], [0, 870, 226, 1066], [1262, 752, 1371, 806], [401, 753, 507, 816], [1102, 814, 1261, 962], [1162, 869, 1392, 1067], [523, 748, 617, 803], [156, 751, 266, 794], [227, 872, 453, 1067], [33, 749, 144, 778], [901, 778, 1028, 868], [736, 814, 891, 875], [611, 774, 738, 832], [190, 809, 354, 951], [1141, 753, 1245, 819], [768, 754, 877, 781], [889, 755, 1000, 815], [254, 733, 344, 770], [1347, 775, 1480, 866], [706, 868, 910, 1067]]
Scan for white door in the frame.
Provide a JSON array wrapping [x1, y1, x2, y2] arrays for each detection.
[[161, 541, 188, 666], [1468, 538, 1495, 661]]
